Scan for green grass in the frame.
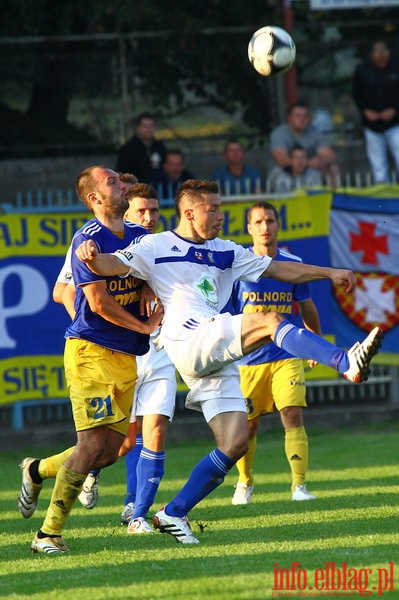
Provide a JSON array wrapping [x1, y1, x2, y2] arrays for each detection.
[[1, 425, 398, 599]]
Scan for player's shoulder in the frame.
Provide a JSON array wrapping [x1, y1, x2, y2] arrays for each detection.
[[124, 222, 150, 243], [277, 247, 303, 263]]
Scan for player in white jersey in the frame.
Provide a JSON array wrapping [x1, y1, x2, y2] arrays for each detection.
[[76, 178, 383, 545]]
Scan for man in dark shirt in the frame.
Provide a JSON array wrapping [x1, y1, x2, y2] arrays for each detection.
[[151, 149, 194, 200], [352, 40, 399, 183], [116, 113, 167, 183]]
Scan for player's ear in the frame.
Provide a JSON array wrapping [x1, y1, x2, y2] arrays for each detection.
[[184, 208, 194, 220]]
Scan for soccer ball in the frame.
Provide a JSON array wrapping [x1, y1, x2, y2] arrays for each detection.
[[248, 26, 296, 77]]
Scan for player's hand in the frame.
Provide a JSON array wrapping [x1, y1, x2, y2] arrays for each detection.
[[140, 283, 157, 317], [146, 301, 164, 333], [307, 359, 318, 369], [331, 269, 356, 293], [75, 240, 98, 263]]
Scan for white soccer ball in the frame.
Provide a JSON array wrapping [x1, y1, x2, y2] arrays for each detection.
[[248, 26, 296, 77]]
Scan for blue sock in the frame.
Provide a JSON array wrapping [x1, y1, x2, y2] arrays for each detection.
[[165, 449, 235, 518], [274, 320, 349, 373], [124, 433, 143, 505], [89, 468, 101, 476], [133, 447, 165, 518]]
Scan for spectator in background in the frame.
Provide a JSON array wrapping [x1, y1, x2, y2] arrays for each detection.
[[211, 138, 263, 195], [116, 113, 167, 183], [270, 102, 339, 186], [267, 145, 323, 193], [352, 40, 399, 184], [151, 149, 194, 201]]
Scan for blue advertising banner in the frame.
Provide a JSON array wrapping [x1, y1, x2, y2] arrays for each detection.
[[1, 189, 369, 404]]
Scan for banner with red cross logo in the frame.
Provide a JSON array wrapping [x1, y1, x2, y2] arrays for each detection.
[[330, 192, 399, 357]]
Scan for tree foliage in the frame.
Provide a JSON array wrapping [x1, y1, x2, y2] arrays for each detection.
[[0, 0, 397, 155]]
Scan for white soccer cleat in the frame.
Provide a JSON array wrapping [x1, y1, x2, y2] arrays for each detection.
[[18, 457, 43, 519], [120, 502, 135, 525], [231, 482, 254, 505], [127, 517, 154, 534], [31, 534, 69, 554], [343, 327, 383, 383], [78, 472, 100, 509], [292, 484, 317, 501], [153, 507, 199, 544]]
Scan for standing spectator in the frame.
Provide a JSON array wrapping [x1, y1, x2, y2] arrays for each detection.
[[267, 145, 323, 193], [231, 201, 320, 505], [270, 102, 339, 185], [151, 149, 194, 201], [352, 40, 399, 184], [116, 113, 167, 183], [211, 138, 263, 195]]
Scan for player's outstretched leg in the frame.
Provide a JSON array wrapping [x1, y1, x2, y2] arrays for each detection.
[[275, 323, 383, 383], [343, 327, 383, 383]]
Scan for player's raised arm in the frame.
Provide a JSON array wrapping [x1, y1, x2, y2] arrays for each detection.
[[263, 259, 356, 293], [75, 240, 130, 276]]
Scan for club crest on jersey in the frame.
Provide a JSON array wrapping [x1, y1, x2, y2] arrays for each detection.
[[207, 252, 215, 263], [195, 274, 218, 304], [332, 272, 399, 333]]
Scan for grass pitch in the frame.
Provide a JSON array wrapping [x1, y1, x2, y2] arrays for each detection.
[[1, 424, 398, 599]]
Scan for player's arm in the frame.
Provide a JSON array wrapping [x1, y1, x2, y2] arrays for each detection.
[[81, 280, 163, 334], [262, 259, 356, 293], [298, 298, 321, 336], [62, 283, 76, 320], [298, 298, 322, 368], [76, 240, 130, 276], [53, 281, 67, 304]]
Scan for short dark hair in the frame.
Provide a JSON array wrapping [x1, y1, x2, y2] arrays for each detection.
[[289, 144, 307, 156], [247, 201, 279, 223], [135, 112, 156, 126], [119, 172, 139, 184], [175, 179, 219, 219], [224, 137, 244, 153], [127, 183, 159, 202], [287, 101, 309, 116]]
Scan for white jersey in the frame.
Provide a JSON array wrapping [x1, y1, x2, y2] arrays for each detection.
[[56, 245, 73, 284], [114, 231, 272, 343]]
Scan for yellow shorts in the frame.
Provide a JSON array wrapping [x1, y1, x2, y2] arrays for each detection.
[[239, 358, 306, 419], [64, 338, 137, 435]]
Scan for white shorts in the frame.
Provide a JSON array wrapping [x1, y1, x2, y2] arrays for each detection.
[[129, 341, 176, 423], [162, 312, 247, 420]]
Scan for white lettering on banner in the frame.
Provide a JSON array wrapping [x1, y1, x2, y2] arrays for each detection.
[[0, 265, 48, 349]]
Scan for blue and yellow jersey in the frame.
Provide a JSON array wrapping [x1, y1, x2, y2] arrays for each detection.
[[232, 248, 311, 365], [66, 218, 150, 356]]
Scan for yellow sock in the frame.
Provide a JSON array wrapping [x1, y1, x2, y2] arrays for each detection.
[[41, 465, 86, 536], [285, 426, 308, 491], [235, 435, 257, 486], [38, 446, 75, 479]]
